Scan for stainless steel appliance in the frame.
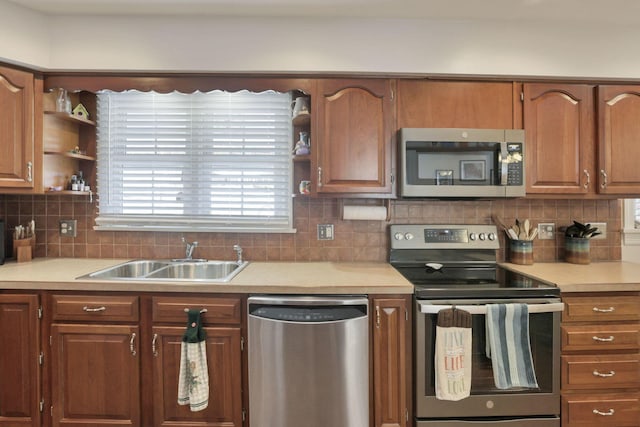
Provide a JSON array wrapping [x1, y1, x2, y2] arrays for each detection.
[[399, 128, 525, 198], [390, 224, 563, 426], [247, 295, 369, 427]]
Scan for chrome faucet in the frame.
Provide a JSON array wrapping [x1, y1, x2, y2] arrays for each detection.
[[233, 244, 243, 264], [182, 237, 199, 260]]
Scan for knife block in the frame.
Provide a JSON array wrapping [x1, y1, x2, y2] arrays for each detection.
[[13, 236, 35, 262]]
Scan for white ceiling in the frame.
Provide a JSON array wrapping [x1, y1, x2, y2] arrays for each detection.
[[6, 0, 640, 24]]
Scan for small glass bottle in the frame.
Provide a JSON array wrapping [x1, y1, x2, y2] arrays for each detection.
[[77, 171, 85, 192], [56, 88, 72, 114], [70, 174, 78, 191]]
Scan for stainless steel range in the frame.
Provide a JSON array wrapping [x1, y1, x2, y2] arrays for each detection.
[[390, 224, 563, 427]]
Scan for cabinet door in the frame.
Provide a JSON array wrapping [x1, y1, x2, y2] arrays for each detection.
[[0, 65, 36, 189], [314, 79, 394, 195], [397, 80, 518, 129], [151, 326, 242, 427], [50, 324, 140, 427], [0, 294, 40, 427], [598, 85, 640, 194], [523, 83, 596, 194], [372, 297, 409, 427]]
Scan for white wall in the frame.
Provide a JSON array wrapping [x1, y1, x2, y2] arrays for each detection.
[[2, 0, 640, 79], [0, 1, 49, 69]]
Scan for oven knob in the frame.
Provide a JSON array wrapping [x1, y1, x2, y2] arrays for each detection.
[[404, 233, 414, 240], [488, 232, 496, 241], [394, 232, 404, 240], [469, 233, 477, 241], [479, 233, 486, 241]]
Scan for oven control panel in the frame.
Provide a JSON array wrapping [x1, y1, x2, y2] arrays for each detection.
[[390, 224, 500, 250]]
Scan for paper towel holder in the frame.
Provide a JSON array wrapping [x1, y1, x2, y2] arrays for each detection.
[[340, 199, 391, 221]]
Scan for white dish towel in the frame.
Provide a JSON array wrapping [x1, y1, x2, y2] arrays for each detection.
[[178, 309, 209, 411], [485, 303, 538, 389], [435, 307, 472, 401]]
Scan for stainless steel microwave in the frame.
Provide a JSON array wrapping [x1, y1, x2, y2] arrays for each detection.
[[399, 128, 525, 198]]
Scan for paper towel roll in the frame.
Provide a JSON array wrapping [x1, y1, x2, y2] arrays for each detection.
[[342, 205, 388, 221]]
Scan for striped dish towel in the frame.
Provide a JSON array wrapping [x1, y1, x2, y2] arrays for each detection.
[[178, 309, 209, 411], [485, 303, 539, 389]]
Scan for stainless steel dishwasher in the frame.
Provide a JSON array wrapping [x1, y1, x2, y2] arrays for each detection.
[[248, 295, 369, 427]]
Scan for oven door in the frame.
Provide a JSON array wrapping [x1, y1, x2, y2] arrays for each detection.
[[414, 298, 562, 420]]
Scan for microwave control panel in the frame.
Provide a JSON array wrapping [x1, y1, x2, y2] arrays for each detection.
[[505, 143, 524, 186]]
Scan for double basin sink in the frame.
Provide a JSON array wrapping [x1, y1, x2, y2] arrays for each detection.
[[79, 259, 249, 283]]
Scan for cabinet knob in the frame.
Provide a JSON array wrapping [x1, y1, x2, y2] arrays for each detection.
[[600, 169, 608, 188], [592, 335, 615, 342], [583, 169, 590, 189], [592, 408, 615, 416], [592, 370, 615, 378], [26, 161, 33, 183], [130, 332, 137, 356]]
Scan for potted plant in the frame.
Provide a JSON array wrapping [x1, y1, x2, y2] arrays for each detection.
[[564, 221, 601, 264]]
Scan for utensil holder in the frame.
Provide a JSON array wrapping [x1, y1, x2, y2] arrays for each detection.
[[509, 239, 533, 265], [13, 236, 35, 262], [565, 236, 590, 264]]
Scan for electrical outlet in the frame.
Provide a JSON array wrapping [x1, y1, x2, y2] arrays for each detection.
[[317, 224, 334, 240], [587, 222, 607, 239], [59, 219, 77, 238], [537, 223, 556, 240]]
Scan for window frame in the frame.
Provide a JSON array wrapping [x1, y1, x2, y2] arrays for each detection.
[[623, 198, 640, 245], [94, 88, 296, 233]]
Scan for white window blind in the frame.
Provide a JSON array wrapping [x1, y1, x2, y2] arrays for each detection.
[[95, 90, 293, 232], [635, 199, 640, 229]]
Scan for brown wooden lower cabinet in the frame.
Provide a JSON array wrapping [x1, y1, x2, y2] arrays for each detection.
[[560, 292, 640, 427], [371, 295, 411, 427], [50, 323, 141, 426], [47, 293, 243, 427], [0, 293, 41, 427], [151, 326, 242, 426], [561, 393, 640, 426]]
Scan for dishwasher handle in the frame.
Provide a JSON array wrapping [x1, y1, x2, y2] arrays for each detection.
[[248, 295, 368, 307]]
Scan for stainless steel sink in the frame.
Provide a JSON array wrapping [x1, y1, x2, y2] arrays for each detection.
[[79, 259, 249, 283], [146, 261, 244, 281]]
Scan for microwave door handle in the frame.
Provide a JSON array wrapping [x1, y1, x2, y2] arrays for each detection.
[[418, 301, 565, 315], [500, 141, 509, 186]]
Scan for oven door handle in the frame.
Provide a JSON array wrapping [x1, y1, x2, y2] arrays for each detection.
[[418, 301, 565, 315]]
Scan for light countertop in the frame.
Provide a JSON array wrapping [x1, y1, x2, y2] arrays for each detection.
[[0, 258, 414, 295], [501, 261, 640, 293]]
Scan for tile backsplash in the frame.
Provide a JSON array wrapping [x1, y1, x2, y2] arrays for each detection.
[[0, 195, 622, 263]]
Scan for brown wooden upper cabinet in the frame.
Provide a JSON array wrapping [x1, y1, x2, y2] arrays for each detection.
[[597, 85, 640, 195], [523, 83, 596, 195], [396, 80, 521, 129], [313, 79, 395, 196], [0, 65, 42, 192]]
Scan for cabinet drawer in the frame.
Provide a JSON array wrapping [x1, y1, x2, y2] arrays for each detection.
[[562, 353, 640, 390], [563, 296, 640, 322], [51, 295, 139, 322], [562, 393, 640, 427], [151, 296, 241, 325], [562, 324, 640, 351]]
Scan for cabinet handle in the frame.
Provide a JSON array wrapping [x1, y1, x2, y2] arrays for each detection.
[[317, 167, 323, 187], [592, 306, 615, 313], [583, 169, 590, 189], [592, 335, 615, 342], [130, 333, 137, 356], [375, 305, 380, 328], [26, 161, 33, 183], [152, 333, 158, 357], [593, 370, 616, 377], [82, 306, 107, 312], [600, 169, 608, 188], [592, 408, 615, 416]]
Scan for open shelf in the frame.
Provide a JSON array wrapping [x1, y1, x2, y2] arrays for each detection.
[[44, 151, 96, 161], [44, 110, 96, 126]]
